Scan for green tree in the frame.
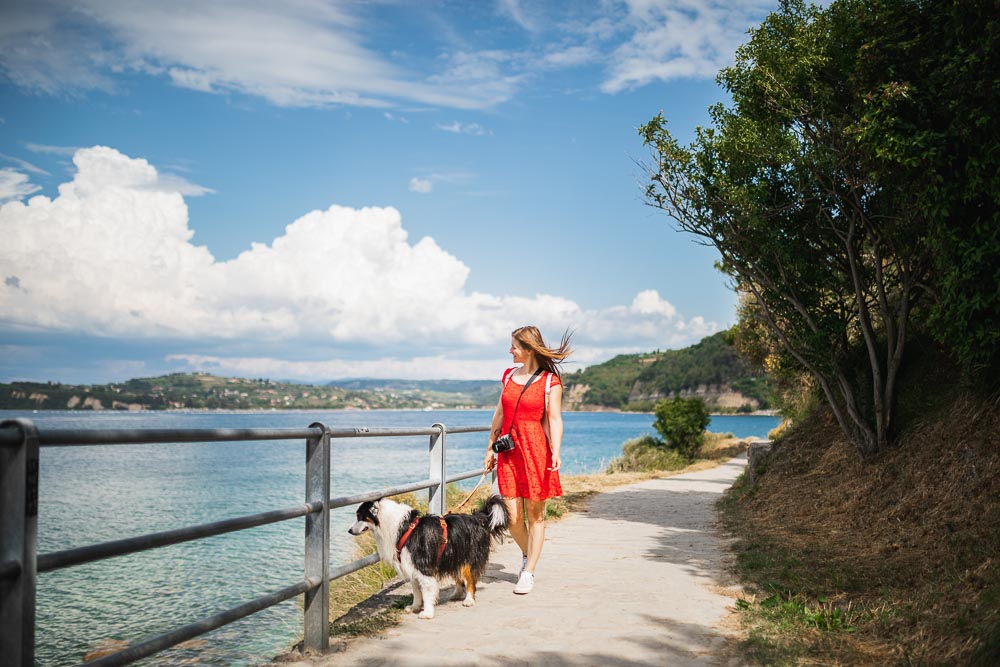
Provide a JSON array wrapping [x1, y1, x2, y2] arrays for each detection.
[[640, 0, 999, 459], [653, 397, 710, 458]]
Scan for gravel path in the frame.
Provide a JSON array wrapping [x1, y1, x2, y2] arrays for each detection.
[[280, 455, 748, 666]]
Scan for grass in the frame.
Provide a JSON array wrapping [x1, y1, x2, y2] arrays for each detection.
[[719, 392, 1000, 665]]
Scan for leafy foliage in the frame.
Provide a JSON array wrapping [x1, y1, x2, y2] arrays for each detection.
[[653, 396, 711, 458], [640, 0, 1000, 458]]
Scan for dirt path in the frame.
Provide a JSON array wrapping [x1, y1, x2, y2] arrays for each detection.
[[281, 455, 748, 666]]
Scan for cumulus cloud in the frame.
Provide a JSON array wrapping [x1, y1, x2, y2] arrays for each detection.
[[0, 146, 717, 375]]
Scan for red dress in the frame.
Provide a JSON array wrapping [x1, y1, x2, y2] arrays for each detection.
[[496, 368, 563, 501]]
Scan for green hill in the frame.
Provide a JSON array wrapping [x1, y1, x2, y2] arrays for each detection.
[[563, 332, 774, 412]]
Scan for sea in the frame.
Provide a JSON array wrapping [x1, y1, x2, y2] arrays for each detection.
[[0, 409, 780, 666]]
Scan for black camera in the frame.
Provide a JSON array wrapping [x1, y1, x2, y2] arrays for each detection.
[[491, 434, 515, 453]]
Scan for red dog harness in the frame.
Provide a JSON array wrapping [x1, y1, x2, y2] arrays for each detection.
[[395, 516, 448, 564]]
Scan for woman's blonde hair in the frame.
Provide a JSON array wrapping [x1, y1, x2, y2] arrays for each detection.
[[512, 325, 572, 378]]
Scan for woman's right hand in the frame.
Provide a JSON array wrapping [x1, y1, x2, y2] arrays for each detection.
[[483, 449, 496, 471]]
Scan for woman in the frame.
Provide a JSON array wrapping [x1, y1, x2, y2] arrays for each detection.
[[483, 325, 572, 595]]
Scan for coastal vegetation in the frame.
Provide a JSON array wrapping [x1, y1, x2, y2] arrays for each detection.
[[562, 331, 775, 412], [637, 0, 1000, 662], [640, 0, 999, 460], [0, 373, 498, 411], [2, 334, 771, 413]]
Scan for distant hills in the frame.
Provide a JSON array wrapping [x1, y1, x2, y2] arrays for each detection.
[[1, 333, 772, 413], [0, 374, 498, 412], [561, 331, 774, 413]]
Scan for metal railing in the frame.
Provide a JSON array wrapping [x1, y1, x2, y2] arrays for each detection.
[[0, 418, 490, 666]]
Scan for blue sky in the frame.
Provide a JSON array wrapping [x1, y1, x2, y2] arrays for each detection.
[[0, 0, 778, 384]]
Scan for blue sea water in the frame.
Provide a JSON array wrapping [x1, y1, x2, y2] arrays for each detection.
[[0, 409, 778, 666]]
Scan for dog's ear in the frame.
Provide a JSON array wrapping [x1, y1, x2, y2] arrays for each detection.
[[370, 504, 379, 516]]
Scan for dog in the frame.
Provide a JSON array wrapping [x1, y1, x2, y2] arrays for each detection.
[[348, 495, 510, 619]]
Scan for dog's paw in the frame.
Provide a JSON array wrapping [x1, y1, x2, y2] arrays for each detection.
[[462, 597, 476, 608], [407, 604, 422, 614], [451, 588, 466, 601], [417, 608, 435, 620]]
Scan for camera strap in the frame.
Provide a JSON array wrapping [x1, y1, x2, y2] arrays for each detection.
[[505, 368, 544, 436]]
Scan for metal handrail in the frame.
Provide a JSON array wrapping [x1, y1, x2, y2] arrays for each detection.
[[37, 501, 325, 573], [0, 418, 491, 667], [85, 577, 322, 667]]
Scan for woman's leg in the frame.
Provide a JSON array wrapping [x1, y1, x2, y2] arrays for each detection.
[[523, 498, 547, 573], [503, 496, 528, 556]]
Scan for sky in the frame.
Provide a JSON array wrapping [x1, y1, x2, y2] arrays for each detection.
[[0, 0, 779, 384]]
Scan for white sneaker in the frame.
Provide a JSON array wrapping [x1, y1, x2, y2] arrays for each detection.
[[513, 571, 534, 594]]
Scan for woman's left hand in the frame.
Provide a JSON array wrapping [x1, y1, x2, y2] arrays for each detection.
[[548, 452, 561, 472]]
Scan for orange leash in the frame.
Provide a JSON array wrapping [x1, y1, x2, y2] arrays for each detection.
[[447, 469, 490, 514]]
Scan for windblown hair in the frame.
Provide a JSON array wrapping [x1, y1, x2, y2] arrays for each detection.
[[512, 325, 573, 378]]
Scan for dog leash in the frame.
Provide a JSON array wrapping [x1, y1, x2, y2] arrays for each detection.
[[393, 468, 492, 564], [447, 469, 491, 514]]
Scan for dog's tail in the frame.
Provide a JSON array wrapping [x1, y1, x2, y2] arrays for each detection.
[[474, 494, 510, 539]]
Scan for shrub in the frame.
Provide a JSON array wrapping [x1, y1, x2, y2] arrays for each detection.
[[606, 435, 689, 473], [653, 396, 710, 458]]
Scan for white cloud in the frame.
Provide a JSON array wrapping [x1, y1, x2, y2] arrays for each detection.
[[601, 0, 770, 92], [409, 177, 433, 193], [0, 0, 522, 110], [25, 143, 81, 157], [0, 169, 41, 202], [153, 172, 215, 197], [0, 146, 718, 373], [167, 353, 508, 382], [497, 0, 537, 32], [436, 121, 488, 135], [631, 289, 677, 318], [0, 153, 49, 176], [542, 46, 599, 68], [0, 1, 773, 112]]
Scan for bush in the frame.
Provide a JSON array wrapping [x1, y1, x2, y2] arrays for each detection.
[[653, 396, 710, 458], [606, 435, 689, 473]]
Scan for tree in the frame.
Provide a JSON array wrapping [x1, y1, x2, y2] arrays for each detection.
[[640, 0, 999, 459], [653, 397, 710, 458]]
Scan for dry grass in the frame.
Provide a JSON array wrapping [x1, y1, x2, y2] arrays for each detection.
[[721, 393, 1000, 665]]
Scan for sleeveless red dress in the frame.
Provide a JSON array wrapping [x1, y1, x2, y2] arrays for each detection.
[[496, 368, 563, 501]]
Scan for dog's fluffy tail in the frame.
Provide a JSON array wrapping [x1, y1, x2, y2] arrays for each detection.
[[475, 494, 510, 539]]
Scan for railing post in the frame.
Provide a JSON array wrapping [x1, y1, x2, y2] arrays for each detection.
[[428, 424, 447, 515], [1, 419, 39, 667], [303, 423, 330, 654]]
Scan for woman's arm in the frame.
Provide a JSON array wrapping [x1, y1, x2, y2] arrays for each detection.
[[545, 384, 563, 471], [484, 395, 504, 470]]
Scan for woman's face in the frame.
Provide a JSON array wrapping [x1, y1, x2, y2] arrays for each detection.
[[509, 337, 532, 365]]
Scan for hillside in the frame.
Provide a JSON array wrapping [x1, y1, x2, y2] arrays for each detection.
[[0, 373, 500, 411], [563, 331, 774, 412], [723, 389, 1000, 664], [2, 333, 770, 413]]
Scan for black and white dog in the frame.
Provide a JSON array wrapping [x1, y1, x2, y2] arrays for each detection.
[[348, 495, 510, 619]]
